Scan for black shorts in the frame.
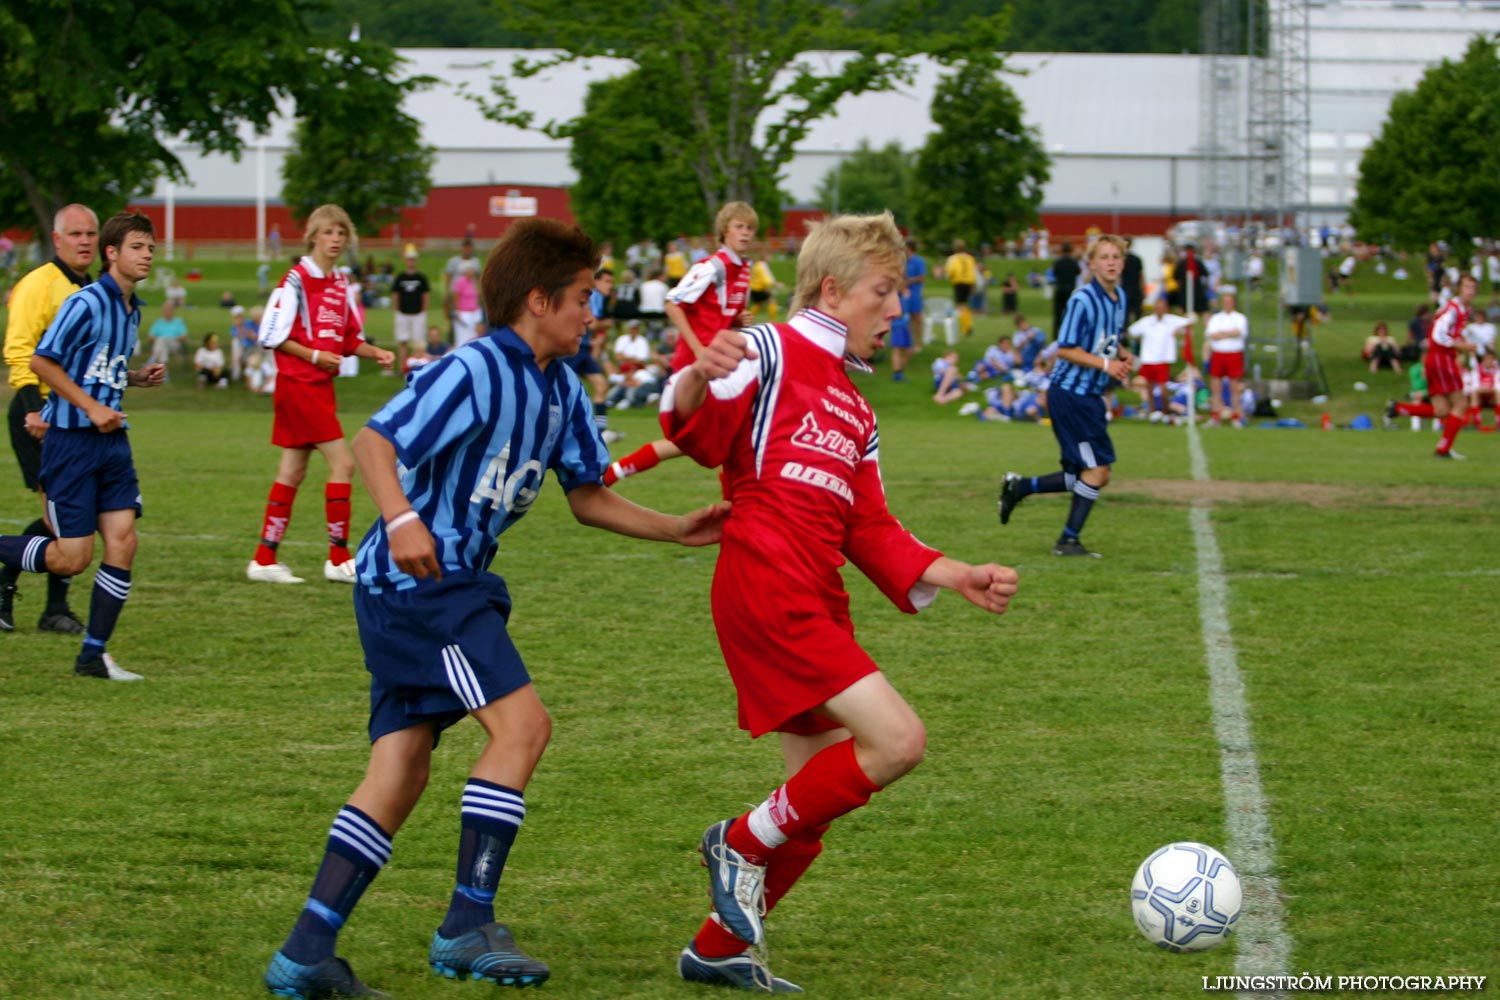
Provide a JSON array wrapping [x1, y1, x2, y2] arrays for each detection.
[[8, 393, 42, 491], [952, 283, 974, 303]]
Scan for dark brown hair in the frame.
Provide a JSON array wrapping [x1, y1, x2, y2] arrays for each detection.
[[99, 211, 155, 257], [482, 219, 599, 327]]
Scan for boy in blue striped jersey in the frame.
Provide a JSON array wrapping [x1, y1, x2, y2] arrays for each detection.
[[0, 211, 165, 679], [264, 218, 730, 999], [998, 235, 1136, 558]]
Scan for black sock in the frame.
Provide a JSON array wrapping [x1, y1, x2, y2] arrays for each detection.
[[1061, 480, 1101, 540]]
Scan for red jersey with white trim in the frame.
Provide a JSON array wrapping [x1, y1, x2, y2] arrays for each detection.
[[665, 246, 750, 371], [1424, 298, 1470, 395], [662, 308, 941, 624], [259, 258, 365, 384]]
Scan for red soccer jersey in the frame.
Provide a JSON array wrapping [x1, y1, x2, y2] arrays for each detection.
[[660, 309, 942, 735], [260, 258, 365, 384], [666, 247, 750, 372], [1425, 299, 1470, 396]]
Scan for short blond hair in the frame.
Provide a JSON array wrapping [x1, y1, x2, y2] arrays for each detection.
[[715, 201, 758, 243], [790, 212, 904, 317], [1087, 234, 1127, 261], [303, 204, 355, 252]]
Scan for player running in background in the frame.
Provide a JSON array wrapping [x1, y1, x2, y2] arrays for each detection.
[[263, 218, 729, 1000], [604, 202, 756, 486], [0, 212, 166, 680], [246, 204, 394, 586], [1389, 272, 1480, 458], [660, 212, 1018, 992], [998, 235, 1135, 557], [1, 204, 97, 635]]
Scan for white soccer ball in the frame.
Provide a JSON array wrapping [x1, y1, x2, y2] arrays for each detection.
[[1130, 842, 1242, 952]]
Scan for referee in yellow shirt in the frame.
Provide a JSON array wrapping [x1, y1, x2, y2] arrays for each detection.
[[1, 203, 96, 634], [945, 239, 978, 337]]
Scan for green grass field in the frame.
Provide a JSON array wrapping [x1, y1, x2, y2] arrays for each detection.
[[0, 252, 1496, 999]]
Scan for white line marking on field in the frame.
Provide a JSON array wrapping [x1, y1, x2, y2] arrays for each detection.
[[1187, 423, 1293, 988]]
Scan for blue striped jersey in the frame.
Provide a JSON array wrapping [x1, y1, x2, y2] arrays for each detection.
[[354, 327, 608, 591], [32, 272, 143, 430], [1049, 278, 1126, 397]]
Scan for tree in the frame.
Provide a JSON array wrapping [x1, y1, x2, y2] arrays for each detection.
[[1349, 35, 1500, 261], [483, 0, 1012, 222], [911, 63, 1050, 249], [281, 42, 436, 237], [305, 0, 540, 47], [0, 0, 416, 236], [814, 141, 914, 227]]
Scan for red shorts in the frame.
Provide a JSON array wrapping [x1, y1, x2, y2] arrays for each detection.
[[711, 553, 877, 738], [272, 378, 343, 449], [1208, 351, 1245, 379], [1424, 351, 1465, 396], [1139, 363, 1171, 384]]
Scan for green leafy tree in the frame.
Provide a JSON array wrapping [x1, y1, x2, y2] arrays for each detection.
[[1349, 34, 1500, 261], [911, 63, 1050, 249], [306, 0, 539, 47], [483, 0, 1011, 222], [0, 0, 416, 237], [814, 141, 914, 226], [281, 42, 436, 236], [850, 0, 1200, 54]]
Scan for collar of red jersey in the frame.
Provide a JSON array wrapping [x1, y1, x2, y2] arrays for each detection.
[[789, 308, 873, 374], [298, 255, 330, 279]]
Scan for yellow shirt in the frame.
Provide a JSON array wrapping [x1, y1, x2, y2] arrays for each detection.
[[5, 260, 88, 392], [750, 260, 774, 292], [945, 252, 977, 286], [665, 251, 688, 281]]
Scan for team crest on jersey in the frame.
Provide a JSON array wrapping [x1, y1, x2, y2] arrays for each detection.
[[791, 412, 859, 468]]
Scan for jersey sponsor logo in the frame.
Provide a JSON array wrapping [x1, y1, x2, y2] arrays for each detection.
[[316, 304, 344, 327], [83, 349, 130, 390], [470, 443, 545, 516], [819, 396, 870, 436], [825, 384, 865, 413], [791, 412, 859, 468], [780, 460, 853, 503]]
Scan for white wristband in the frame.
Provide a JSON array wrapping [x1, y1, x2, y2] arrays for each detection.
[[386, 509, 421, 533], [311, 350, 321, 365]]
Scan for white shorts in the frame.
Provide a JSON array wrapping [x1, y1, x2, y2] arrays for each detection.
[[453, 309, 484, 347], [394, 312, 427, 343]]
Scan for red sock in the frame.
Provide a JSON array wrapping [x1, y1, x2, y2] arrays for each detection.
[[692, 826, 828, 959], [1394, 401, 1435, 417], [726, 739, 879, 860], [606, 444, 663, 484], [1437, 413, 1466, 454], [325, 482, 353, 564], [254, 482, 298, 565]]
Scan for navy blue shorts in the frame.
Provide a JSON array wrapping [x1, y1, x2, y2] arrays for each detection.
[[1047, 389, 1115, 470], [562, 350, 603, 377], [39, 428, 142, 538], [356, 569, 531, 745]]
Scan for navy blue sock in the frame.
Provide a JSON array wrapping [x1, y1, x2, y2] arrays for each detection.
[[0, 534, 52, 572], [438, 779, 525, 939], [77, 565, 130, 663], [1023, 471, 1068, 497], [1061, 480, 1101, 541], [30, 518, 72, 613], [281, 806, 393, 966]]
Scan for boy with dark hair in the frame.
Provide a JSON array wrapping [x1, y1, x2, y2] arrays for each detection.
[[263, 216, 730, 999], [0, 211, 166, 679]]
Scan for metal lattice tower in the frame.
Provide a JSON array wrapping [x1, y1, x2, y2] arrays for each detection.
[[1199, 0, 1245, 225], [1247, 0, 1311, 238]]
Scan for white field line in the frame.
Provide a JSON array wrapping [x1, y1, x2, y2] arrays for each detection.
[[1186, 423, 1293, 988]]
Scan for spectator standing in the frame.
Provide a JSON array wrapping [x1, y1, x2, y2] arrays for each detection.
[[904, 238, 927, 346], [1204, 292, 1250, 426], [1129, 297, 1192, 421], [392, 250, 432, 372], [944, 239, 978, 337], [1050, 241, 1081, 337], [1121, 238, 1145, 324]]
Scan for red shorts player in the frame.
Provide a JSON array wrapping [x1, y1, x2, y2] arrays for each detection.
[[604, 201, 756, 486], [660, 212, 1020, 992], [1391, 273, 1479, 458], [247, 204, 394, 584]]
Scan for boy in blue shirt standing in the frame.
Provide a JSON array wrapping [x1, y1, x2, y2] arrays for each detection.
[[264, 218, 729, 999], [998, 235, 1135, 558], [0, 211, 165, 679]]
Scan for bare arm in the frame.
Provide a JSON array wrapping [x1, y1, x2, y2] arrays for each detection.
[[352, 427, 442, 580], [664, 301, 704, 359], [1057, 345, 1130, 382], [566, 482, 728, 546], [919, 555, 1019, 615]]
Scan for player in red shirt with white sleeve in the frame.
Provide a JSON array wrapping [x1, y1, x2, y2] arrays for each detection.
[[603, 201, 757, 486], [1392, 272, 1479, 458], [247, 204, 394, 585], [659, 213, 1020, 993]]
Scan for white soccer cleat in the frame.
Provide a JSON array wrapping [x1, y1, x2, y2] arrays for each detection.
[[602, 429, 626, 445], [247, 560, 305, 584], [323, 559, 357, 584], [75, 652, 144, 681], [101, 653, 144, 682], [957, 401, 981, 417]]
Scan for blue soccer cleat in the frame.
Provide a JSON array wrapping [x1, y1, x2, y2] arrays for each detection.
[[678, 942, 803, 993], [264, 951, 388, 998], [429, 921, 550, 988], [700, 820, 767, 946]]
